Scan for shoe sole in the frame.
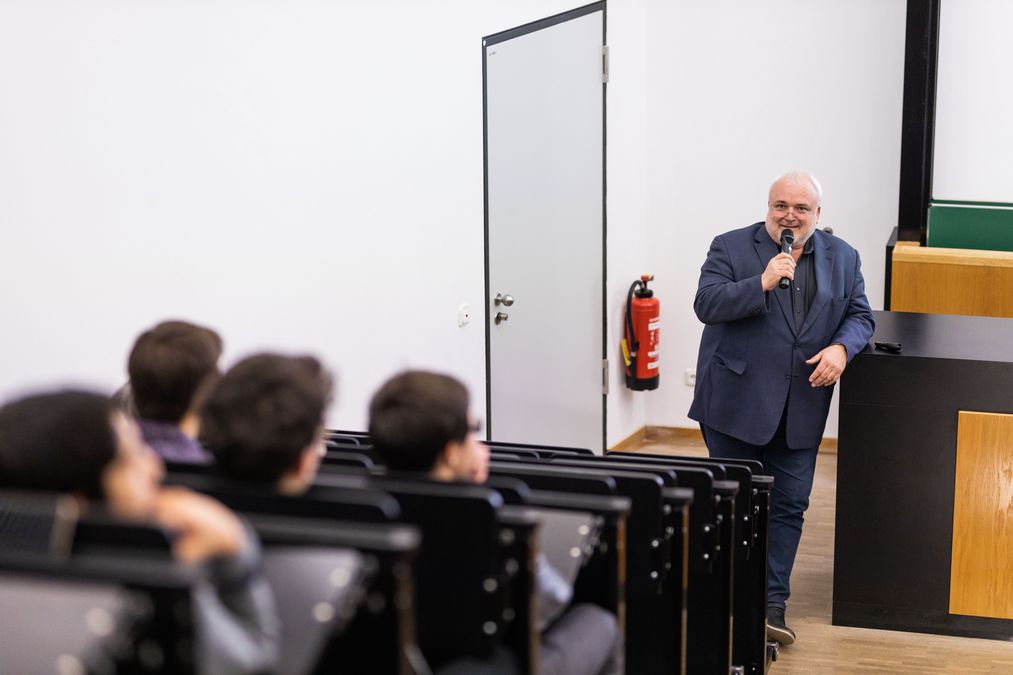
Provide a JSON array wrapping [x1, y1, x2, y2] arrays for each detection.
[[766, 623, 796, 646]]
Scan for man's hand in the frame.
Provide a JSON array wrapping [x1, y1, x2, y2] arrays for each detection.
[[806, 344, 848, 387], [154, 487, 245, 563], [761, 253, 796, 291]]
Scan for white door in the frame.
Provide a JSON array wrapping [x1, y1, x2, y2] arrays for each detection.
[[484, 5, 605, 451]]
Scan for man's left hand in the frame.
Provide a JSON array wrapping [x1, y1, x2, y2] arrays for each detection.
[[806, 344, 848, 387]]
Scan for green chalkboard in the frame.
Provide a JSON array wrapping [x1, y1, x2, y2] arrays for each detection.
[[927, 201, 1013, 251]]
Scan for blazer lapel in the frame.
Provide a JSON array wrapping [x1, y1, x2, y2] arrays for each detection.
[[753, 228, 797, 335], [798, 233, 835, 339]]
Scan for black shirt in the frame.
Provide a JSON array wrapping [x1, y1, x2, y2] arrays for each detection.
[[788, 236, 817, 332], [764, 233, 817, 332]]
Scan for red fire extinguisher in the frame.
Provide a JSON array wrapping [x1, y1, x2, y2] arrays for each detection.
[[622, 274, 660, 391]]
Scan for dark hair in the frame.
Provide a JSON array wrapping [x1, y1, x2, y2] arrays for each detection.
[[201, 354, 332, 482], [128, 320, 223, 424], [0, 391, 118, 499], [368, 371, 470, 473]]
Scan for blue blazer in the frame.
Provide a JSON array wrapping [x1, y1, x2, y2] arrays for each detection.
[[688, 222, 875, 449]]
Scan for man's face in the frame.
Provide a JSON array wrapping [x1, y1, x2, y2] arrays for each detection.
[[764, 178, 821, 248], [102, 411, 165, 519]]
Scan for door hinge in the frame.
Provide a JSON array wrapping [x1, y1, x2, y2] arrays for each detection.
[[602, 359, 610, 395], [602, 45, 609, 83]]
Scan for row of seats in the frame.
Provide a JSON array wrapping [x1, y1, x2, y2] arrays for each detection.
[[0, 432, 776, 674], [324, 430, 778, 674]]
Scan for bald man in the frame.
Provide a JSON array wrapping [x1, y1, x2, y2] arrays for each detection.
[[688, 171, 874, 645]]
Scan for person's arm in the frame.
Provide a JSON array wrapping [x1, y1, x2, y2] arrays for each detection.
[[694, 235, 793, 325], [191, 520, 280, 675], [534, 553, 573, 632], [154, 488, 280, 675], [807, 251, 876, 387]]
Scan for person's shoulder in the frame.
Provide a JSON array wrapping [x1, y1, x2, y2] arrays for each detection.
[[817, 228, 859, 255]]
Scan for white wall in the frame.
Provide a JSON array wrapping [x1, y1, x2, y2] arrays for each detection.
[[0, 0, 908, 442], [640, 0, 907, 438], [0, 0, 622, 432], [934, 0, 1013, 203]]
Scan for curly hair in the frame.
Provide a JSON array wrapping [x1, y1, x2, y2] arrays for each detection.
[[368, 371, 469, 473], [201, 354, 332, 482]]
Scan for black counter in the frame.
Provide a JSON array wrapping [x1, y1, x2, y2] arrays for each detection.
[[833, 310, 1013, 639]]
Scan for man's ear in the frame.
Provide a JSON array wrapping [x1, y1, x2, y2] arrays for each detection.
[[295, 442, 322, 480], [277, 444, 323, 495], [435, 440, 462, 479]]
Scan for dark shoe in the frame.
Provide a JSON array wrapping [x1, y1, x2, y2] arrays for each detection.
[[766, 606, 796, 645]]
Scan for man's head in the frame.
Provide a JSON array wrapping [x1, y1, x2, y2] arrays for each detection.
[[368, 371, 488, 483], [128, 320, 224, 426], [0, 391, 164, 519], [200, 354, 332, 492], [764, 171, 822, 248]]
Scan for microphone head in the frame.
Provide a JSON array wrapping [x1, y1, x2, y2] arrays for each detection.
[[780, 229, 795, 246]]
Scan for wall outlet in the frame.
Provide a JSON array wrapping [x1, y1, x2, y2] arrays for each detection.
[[457, 304, 471, 327], [684, 368, 696, 386]]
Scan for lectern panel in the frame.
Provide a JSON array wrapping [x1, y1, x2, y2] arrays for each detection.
[[950, 411, 1013, 620]]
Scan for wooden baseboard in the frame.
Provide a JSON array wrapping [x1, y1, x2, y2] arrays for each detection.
[[645, 426, 704, 441], [610, 425, 838, 454], [609, 426, 648, 451]]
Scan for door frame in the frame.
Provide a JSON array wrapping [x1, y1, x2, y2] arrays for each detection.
[[481, 1, 608, 450]]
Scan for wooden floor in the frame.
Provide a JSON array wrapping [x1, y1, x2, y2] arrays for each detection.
[[628, 428, 1013, 674]]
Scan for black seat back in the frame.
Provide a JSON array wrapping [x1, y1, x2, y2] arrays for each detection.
[[0, 494, 200, 675], [166, 471, 400, 523], [367, 477, 511, 668]]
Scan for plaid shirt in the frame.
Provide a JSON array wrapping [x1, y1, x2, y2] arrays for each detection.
[[139, 419, 211, 464]]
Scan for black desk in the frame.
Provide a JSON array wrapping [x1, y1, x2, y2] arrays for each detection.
[[834, 310, 1013, 639]]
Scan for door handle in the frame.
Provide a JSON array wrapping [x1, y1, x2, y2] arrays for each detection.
[[494, 293, 514, 307], [495, 312, 509, 325]]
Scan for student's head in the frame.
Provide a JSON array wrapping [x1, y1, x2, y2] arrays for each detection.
[[201, 354, 332, 492], [0, 391, 164, 518], [368, 371, 488, 483], [128, 320, 224, 425]]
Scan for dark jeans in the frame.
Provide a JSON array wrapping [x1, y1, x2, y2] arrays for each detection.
[[701, 413, 819, 609]]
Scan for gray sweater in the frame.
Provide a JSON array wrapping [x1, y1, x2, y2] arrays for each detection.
[[193, 521, 280, 675]]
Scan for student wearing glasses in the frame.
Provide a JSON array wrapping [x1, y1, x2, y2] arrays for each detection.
[[369, 370, 621, 675], [688, 171, 874, 645]]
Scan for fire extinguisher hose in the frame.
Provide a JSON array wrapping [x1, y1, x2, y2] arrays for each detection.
[[625, 280, 641, 374]]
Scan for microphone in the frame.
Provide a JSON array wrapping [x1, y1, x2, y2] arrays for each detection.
[[778, 229, 794, 290]]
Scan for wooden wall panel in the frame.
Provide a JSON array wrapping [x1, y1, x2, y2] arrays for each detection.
[[949, 411, 1013, 619], [891, 245, 1013, 317]]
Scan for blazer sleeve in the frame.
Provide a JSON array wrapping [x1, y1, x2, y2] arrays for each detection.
[[831, 250, 876, 362], [694, 234, 770, 325]]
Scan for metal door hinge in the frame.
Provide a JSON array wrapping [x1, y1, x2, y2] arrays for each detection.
[[602, 45, 609, 83], [602, 359, 610, 395]]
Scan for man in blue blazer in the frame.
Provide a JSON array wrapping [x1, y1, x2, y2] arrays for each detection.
[[688, 171, 874, 645]]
